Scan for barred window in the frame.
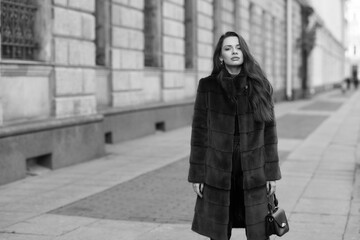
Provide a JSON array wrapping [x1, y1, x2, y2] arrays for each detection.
[[1, 0, 38, 60]]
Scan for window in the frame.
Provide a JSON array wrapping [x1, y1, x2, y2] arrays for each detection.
[[249, 3, 254, 45], [144, 0, 162, 67], [95, 0, 110, 66], [185, 0, 195, 69], [261, 10, 266, 68], [271, 16, 276, 81], [1, 0, 38, 60]]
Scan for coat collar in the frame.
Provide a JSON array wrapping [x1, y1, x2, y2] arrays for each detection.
[[216, 68, 248, 102]]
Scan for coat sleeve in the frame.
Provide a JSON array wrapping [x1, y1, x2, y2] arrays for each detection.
[[264, 108, 282, 181], [188, 79, 208, 183]]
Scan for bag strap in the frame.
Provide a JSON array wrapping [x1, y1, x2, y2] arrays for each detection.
[[274, 194, 278, 207], [267, 194, 279, 212]]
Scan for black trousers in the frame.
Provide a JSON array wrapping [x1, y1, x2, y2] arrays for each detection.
[[212, 138, 246, 240]]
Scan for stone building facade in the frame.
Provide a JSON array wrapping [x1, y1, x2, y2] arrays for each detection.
[[306, 0, 346, 93], [345, 0, 360, 78], [0, 0, 345, 185]]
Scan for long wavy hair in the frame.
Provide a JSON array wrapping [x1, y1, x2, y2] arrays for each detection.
[[211, 31, 274, 122]]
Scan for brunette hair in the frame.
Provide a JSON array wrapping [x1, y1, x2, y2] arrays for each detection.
[[211, 31, 274, 122]]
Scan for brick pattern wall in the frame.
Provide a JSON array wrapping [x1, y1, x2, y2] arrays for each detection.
[[53, 0, 97, 117], [249, 3, 263, 64], [191, 0, 288, 95], [162, 0, 186, 102], [110, 0, 145, 107], [322, 30, 345, 84], [30, 0, 347, 116], [238, 0, 250, 42], [217, 0, 236, 37], [309, 27, 345, 88], [98, 0, 294, 108], [197, 0, 214, 77], [246, 0, 287, 91]]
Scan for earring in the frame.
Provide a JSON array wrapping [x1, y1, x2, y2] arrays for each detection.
[[220, 60, 224, 65]]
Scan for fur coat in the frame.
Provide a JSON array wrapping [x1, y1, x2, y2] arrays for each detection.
[[188, 71, 281, 240]]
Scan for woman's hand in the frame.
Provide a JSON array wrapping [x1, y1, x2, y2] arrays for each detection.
[[267, 181, 276, 196], [192, 183, 204, 198]]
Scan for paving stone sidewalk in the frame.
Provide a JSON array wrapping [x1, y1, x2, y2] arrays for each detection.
[[0, 89, 359, 240]]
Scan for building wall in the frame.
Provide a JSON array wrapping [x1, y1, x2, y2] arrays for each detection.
[[306, 0, 346, 90], [309, 28, 345, 88], [0, 65, 52, 123], [196, 0, 215, 78], [53, 0, 97, 117], [291, 1, 303, 95], [1, 0, 53, 124], [110, 0, 147, 106], [162, 0, 188, 102], [0, 0, 104, 185], [93, 0, 293, 108], [345, 0, 360, 76], [308, 0, 344, 43], [245, 0, 288, 98]]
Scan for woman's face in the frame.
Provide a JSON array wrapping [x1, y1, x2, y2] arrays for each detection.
[[219, 36, 244, 68]]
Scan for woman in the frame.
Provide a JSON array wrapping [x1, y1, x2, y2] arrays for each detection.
[[188, 31, 281, 240]]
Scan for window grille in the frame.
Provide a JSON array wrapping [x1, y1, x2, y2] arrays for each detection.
[[1, 0, 38, 60]]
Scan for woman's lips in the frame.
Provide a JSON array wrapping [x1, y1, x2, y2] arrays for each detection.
[[231, 57, 240, 61]]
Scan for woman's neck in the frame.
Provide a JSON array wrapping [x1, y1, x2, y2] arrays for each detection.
[[225, 66, 241, 76]]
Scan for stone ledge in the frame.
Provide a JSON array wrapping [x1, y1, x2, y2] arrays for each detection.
[[0, 62, 52, 77], [0, 114, 103, 139], [100, 98, 195, 116]]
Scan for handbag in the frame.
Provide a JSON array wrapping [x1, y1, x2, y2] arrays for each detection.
[[265, 194, 289, 237]]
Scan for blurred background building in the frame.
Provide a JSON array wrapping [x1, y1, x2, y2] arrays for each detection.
[[345, 0, 360, 79], [0, 0, 346, 185]]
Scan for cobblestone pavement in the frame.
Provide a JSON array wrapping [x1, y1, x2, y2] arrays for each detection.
[[0, 89, 360, 240], [51, 158, 194, 223]]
